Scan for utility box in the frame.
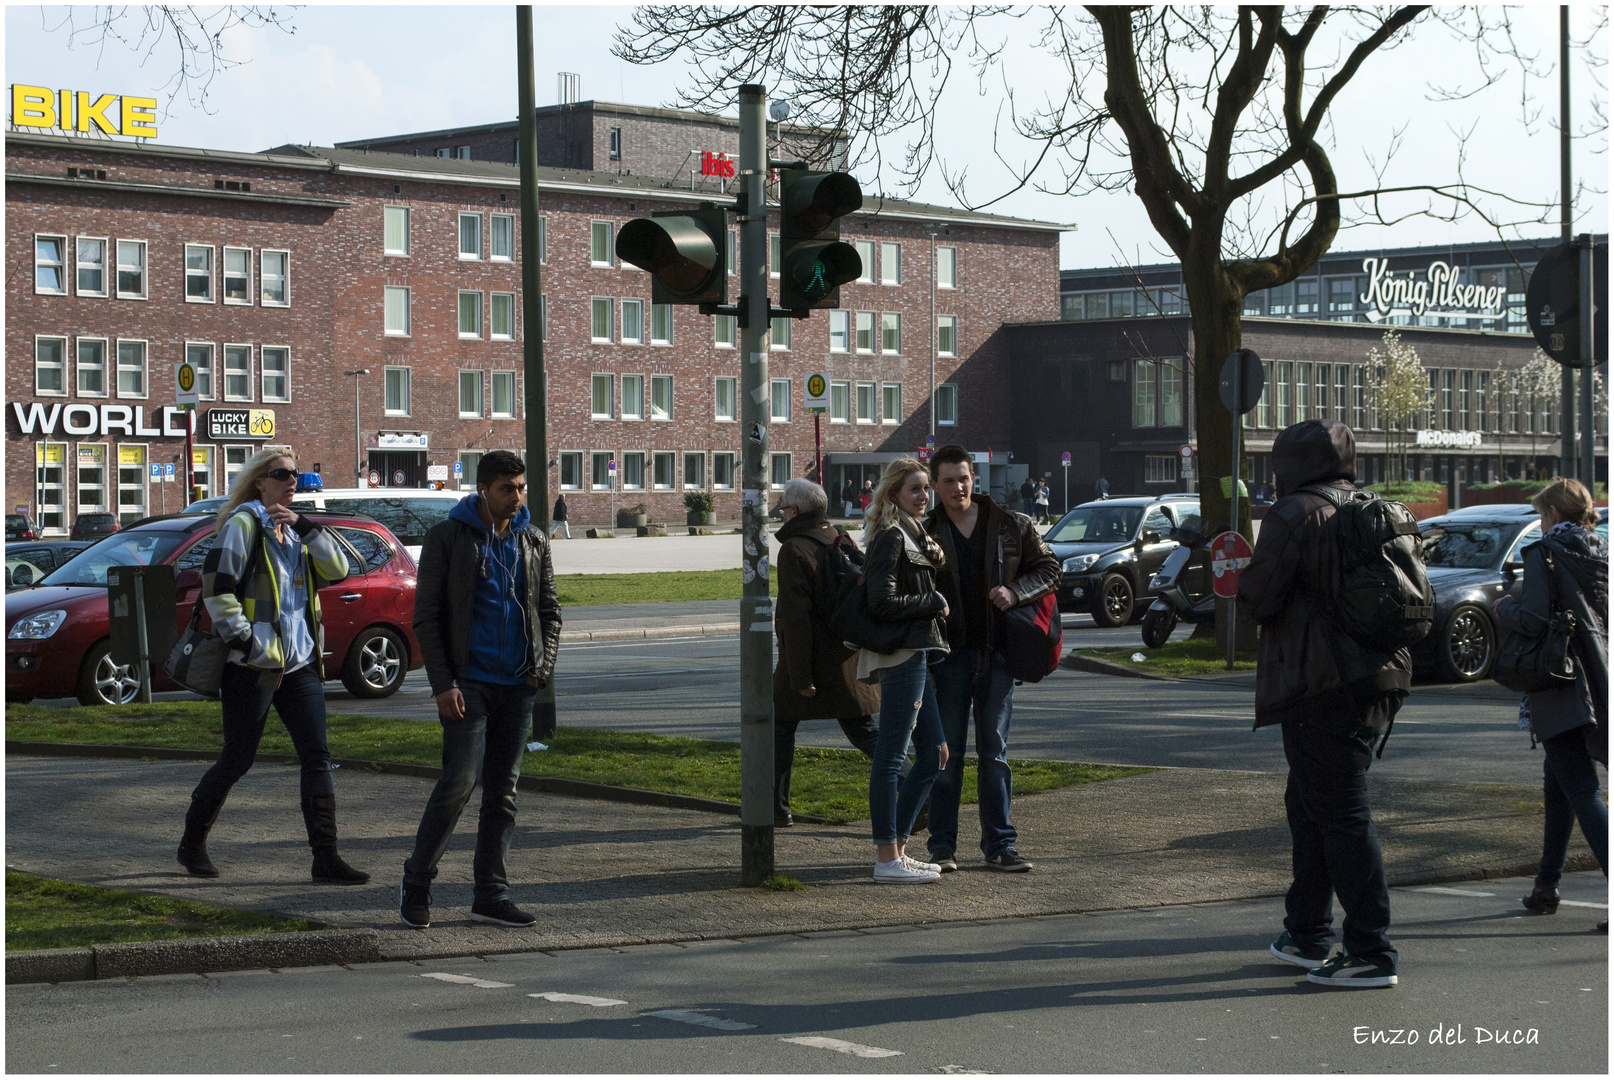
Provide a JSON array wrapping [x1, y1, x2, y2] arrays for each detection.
[[107, 564, 176, 676]]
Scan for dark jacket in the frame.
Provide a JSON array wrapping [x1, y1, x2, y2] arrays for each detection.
[[864, 519, 950, 654], [1236, 419, 1412, 730], [414, 499, 562, 696], [772, 511, 882, 723], [924, 493, 1060, 652], [552, 495, 568, 522], [1496, 524, 1608, 740]]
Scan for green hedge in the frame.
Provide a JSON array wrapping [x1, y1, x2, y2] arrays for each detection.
[[1366, 481, 1446, 500], [1468, 480, 1606, 498]]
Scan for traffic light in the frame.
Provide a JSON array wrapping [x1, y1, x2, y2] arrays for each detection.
[[778, 169, 863, 310], [615, 206, 727, 305]]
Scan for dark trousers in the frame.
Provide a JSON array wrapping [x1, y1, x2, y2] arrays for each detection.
[[403, 680, 535, 904], [929, 648, 1018, 859], [773, 715, 880, 819], [1280, 720, 1397, 971], [1536, 726, 1610, 890], [194, 663, 334, 804]]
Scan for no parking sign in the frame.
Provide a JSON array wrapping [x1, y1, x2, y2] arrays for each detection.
[[1209, 531, 1253, 598]]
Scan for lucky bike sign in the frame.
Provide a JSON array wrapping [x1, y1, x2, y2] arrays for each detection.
[[1210, 531, 1254, 599]]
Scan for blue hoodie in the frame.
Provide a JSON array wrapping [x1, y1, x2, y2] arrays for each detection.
[[451, 494, 533, 685]]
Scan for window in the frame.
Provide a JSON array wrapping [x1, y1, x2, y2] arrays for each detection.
[[1352, 365, 1368, 429], [1267, 283, 1294, 316], [1110, 291, 1134, 317], [459, 371, 483, 417], [537, 217, 547, 262], [76, 237, 106, 296], [491, 370, 516, 418], [714, 314, 736, 347], [936, 383, 958, 426], [260, 250, 288, 306], [116, 240, 146, 299], [117, 340, 147, 398], [384, 286, 410, 335], [491, 293, 515, 339], [830, 381, 850, 423], [458, 291, 482, 338], [458, 213, 481, 259], [652, 452, 675, 490], [1335, 365, 1349, 424], [881, 312, 901, 353], [622, 374, 644, 420], [1134, 359, 1157, 427], [540, 294, 548, 340], [880, 242, 901, 285], [1144, 455, 1176, 484], [35, 336, 66, 395], [683, 452, 705, 489], [223, 246, 251, 304], [855, 240, 875, 283], [856, 382, 875, 425], [856, 311, 875, 352], [261, 347, 289, 403], [713, 452, 736, 489], [591, 298, 613, 341], [1295, 362, 1312, 423], [76, 338, 107, 397], [621, 299, 643, 344], [621, 452, 646, 490], [770, 317, 791, 350], [882, 383, 900, 425], [769, 234, 781, 277], [117, 444, 147, 524], [76, 444, 108, 512], [1243, 291, 1265, 317], [829, 310, 849, 352], [770, 453, 792, 488], [189, 445, 213, 499], [384, 366, 411, 415], [1441, 369, 1456, 429], [937, 245, 957, 289], [559, 452, 583, 490], [34, 443, 66, 533], [384, 206, 410, 255], [1476, 370, 1490, 433], [223, 445, 251, 493], [727, 229, 737, 275], [1314, 363, 1330, 419], [1087, 293, 1109, 319], [1160, 358, 1183, 427], [609, 127, 622, 159], [490, 214, 514, 260], [1459, 369, 1474, 430], [591, 374, 613, 419], [224, 345, 252, 401], [1296, 279, 1320, 316], [936, 315, 956, 356], [35, 234, 66, 293], [651, 303, 672, 345], [1327, 277, 1357, 318], [590, 221, 613, 266], [650, 374, 672, 420], [457, 451, 483, 490], [1274, 361, 1292, 428], [184, 244, 213, 302], [770, 379, 791, 422], [715, 377, 737, 421], [591, 452, 614, 489]]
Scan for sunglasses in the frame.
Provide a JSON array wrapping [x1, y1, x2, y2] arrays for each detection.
[[264, 468, 298, 482]]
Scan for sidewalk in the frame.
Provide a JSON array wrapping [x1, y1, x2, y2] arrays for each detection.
[[5, 751, 1580, 971]]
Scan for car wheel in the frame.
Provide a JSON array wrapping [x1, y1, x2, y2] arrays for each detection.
[[1436, 604, 1496, 683], [342, 626, 407, 698], [1092, 573, 1135, 628], [76, 640, 141, 706]]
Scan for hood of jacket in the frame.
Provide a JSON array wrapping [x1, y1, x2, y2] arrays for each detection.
[[776, 510, 831, 545], [1540, 524, 1609, 613], [1273, 419, 1356, 497], [449, 493, 531, 534]]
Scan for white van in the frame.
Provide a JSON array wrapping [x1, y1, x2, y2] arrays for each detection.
[[291, 488, 463, 561]]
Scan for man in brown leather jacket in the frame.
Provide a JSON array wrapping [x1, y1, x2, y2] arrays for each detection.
[[922, 444, 1060, 872]]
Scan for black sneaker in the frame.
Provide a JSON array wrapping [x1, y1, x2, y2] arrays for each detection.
[[774, 812, 794, 828], [931, 852, 959, 873], [984, 850, 1034, 872], [1269, 931, 1331, 967], [400, 883, 431, 929], [1522, 886, 1560, 914], [1306, 953, 1398, 989], [470, 898, 538, 927]]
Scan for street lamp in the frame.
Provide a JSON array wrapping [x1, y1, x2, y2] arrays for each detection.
[[344, 369, 369, 485], [926, 223, 948, 441]]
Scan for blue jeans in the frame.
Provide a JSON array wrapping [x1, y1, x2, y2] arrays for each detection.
[[195, 663, 334, 802], [403, 680, 536, 903], [1535, 727, 1609, 890], [928, 648, 1018, 859], [869, 653, 944, 846]]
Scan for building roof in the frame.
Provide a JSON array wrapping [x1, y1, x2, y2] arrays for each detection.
[[332, 99, 830, 146]]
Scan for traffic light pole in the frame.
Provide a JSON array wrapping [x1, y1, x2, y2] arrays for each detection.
[[737, 84, 774, 886]]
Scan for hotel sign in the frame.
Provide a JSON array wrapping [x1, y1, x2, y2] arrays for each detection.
[[11, 84, 158, 138], [1360, 259, 1508, 324], [11, 402, 193, 437], [699, 151, 736, 179]]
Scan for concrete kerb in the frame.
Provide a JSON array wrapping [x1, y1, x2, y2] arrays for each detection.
[[6, 928, 382, 985], [1062, 651, 1258, 684], [560, 622, 739, 642]]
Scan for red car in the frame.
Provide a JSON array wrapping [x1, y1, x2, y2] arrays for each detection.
[[6, 511, 421, 706]]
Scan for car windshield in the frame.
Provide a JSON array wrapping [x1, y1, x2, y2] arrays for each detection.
[[316, 497, 452, 547], [1419, 524, 1515, 570], [40, 531, 190, 586], [1047, 506, 1143, 544]]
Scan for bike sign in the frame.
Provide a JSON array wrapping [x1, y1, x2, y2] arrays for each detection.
[[1209, 531, 1253, 598]]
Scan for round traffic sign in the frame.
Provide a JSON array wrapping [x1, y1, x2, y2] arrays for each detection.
[[368, 470, 380, 487], [177, 363, 195, 392], [1179, 444, 1194, 459], [607, 459, 617, 473], [806, 373, 827, 398], [1209, 531, 1254, 598], [1061, 451, 1072, 465], [393, 470, 406, 486], [1218, 349, 1264, 414]]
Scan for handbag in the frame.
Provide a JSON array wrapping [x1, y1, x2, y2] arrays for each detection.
[[163, 513, 265, 698], [1492, 548, 1579, 694], [828, 537, 910, 655], [992, 530, 1063, 683]]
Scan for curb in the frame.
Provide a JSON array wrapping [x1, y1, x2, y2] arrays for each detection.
[[560, 622, 739, 642], [6, 927, 381, 985], [1063, 652, 1258, 684]]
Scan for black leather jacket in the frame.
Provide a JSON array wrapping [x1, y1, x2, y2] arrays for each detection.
[[414, 516, 562, 696], [864, 521, 950, 654]]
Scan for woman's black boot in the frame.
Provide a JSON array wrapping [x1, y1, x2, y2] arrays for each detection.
[[1522, 885, 1560, 914], [303, 793, 371, 885], [177, 792, 226, 877]]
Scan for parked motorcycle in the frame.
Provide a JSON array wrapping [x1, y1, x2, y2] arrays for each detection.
[[1140, 527, 1216, 649]]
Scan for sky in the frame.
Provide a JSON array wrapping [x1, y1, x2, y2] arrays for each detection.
[[6, 4, 1607, 270]]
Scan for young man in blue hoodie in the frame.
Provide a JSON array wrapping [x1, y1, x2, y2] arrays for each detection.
[[401, 451, 561, 928]]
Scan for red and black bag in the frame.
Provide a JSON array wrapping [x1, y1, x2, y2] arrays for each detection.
[[993, 529, 1062, 683]]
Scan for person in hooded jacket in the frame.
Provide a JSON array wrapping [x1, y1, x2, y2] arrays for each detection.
[[1237, 418, 1409, 989], [1496, 478, 1608, 930]]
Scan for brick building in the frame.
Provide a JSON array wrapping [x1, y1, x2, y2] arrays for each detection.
[[7, 126, 1061, 535]]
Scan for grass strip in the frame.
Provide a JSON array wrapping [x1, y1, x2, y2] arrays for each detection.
[[5, 870, 315, 952], [5, 702, 1150, 825], [1080, 637, 1257, 677], [555, 569, 776, 607]]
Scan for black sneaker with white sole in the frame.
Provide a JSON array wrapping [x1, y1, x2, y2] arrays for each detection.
[[470, 898, 538, 927], [1306, 953, 1398, 988], [1268, 931, 1331, 967], [400, 883, 431, 929], [931, 852, 959, 873], [984, 850, 1034, 872]]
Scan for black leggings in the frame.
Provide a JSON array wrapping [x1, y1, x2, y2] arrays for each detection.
[[193, 663, 334, 803]]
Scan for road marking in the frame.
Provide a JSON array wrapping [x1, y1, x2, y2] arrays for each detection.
[[782, 1036, 903, 1059], [529, 992, 628, 1006], [643, 1009, 755, 1031], [417, 972, 514, 989], [1559, 899, 1609, 909], [1412, 887, 1495, 897], [937, 1066, 991, 1075]]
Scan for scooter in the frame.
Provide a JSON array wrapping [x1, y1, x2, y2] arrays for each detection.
[[1140, 527, 1217, 649]]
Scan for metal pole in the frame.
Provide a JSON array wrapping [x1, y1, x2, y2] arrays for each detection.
[[184, 409, 194, 502], [1561, 6, 1576, 477], [929, 226, 937, 441], [518, 5, 556, 743], [1227, 364, 1241, 672], [814, 412, 822, 488], [738, 83, 775, 886], [1580, 234, 1596, 487], [345, 369, 368, 484], [133, 570, 153, 704]]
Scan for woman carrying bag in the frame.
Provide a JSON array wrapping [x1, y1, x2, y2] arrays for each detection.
[[176, 449, 370, 885], [859, 459, 951, 884], [1494, 478, 1608, 929]]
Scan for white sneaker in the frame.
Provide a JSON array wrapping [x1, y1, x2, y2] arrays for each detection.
[[901, 854, 941, 873], [874, 858, 939, 884]]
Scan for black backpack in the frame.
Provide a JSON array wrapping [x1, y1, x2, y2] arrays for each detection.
[[819, 528, 866, 615], [1301, 485, 1434, 652]]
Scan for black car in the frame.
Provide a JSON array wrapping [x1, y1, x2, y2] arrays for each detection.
[[6, 514, 38, 542], [1413, 504, 1608, 683], [1046, 495, 1202, 626], [70, 512, 120, 541], [5, 541, 91, 592]]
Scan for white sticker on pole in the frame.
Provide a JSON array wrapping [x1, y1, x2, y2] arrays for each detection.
[[741, 489, 762, 508], [751, 385, 770, 404], [749, 351, 766, 366]]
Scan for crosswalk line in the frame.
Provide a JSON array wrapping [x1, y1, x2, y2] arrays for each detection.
[[1413, 887, 1495, 897], [642, 1009, 755, 1031], [529, 992, 629, 1006], [1558, 899, 1609, 909], [417, 972, 514, 989], [782, 1036, 903, 1059]]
